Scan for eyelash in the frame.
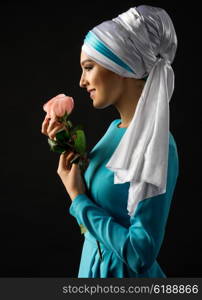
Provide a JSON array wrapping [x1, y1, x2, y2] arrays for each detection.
[[84, 66, 93, 71]]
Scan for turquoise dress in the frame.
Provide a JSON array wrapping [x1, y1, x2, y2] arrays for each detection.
[[69, 119, 179, 278]]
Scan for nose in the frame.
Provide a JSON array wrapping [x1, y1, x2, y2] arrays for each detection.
[[79, 73, 88, 88]]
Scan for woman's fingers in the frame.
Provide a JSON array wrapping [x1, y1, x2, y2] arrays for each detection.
[[41, 116, 58, 136], [65, 152, 76, 169], [48, 123, 65, 140], [41, 115, 64, 139], [47, 117, 59, 134], [41, 117, 50, 136], [57, 152, 75, 174]]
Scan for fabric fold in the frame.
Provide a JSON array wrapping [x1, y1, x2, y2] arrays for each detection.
[[106, 58, 174, 215]]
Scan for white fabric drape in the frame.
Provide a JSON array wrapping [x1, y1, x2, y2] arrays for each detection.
[[106, 58, 174, 215]]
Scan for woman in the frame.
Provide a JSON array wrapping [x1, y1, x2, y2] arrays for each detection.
[[41, 5, 179, 277]]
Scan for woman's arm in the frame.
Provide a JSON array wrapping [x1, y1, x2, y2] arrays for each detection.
[[69, 143, 179, 274]]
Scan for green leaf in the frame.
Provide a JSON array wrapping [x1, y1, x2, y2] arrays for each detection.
[[55, 129, 70, 143], [70, 124, 84, 134], [48, 138, 57, 148], [67, 120, 73, 128], [48, 138, 69, 153], [74, 129, 86, 156]]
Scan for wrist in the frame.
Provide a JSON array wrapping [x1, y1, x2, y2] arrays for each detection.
[[69, 191, 84, 202]]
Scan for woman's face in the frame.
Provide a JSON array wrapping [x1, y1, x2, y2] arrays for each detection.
[[79, 51, 125, 109]]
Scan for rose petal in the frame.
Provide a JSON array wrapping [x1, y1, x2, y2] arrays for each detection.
[[43, 94, 74, 118]]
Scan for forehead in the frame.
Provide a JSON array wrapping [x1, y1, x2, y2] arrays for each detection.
[[80, 51, 94, 65]]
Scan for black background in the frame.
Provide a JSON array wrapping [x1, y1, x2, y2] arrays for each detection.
[[0, 1, 201, 277]]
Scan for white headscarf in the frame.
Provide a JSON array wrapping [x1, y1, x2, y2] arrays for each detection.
[[82, 5, 177, 216]]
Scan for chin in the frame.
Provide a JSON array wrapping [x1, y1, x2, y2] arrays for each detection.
[[92, 98, 111, 109]]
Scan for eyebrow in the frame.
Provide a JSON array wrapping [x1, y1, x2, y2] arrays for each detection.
[[80, 59, 94, 66]]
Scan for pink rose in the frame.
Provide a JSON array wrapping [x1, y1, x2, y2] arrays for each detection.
[[43, 94, 74, 119]]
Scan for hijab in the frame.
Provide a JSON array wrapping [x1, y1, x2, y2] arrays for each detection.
[[82, 5, 177, 216]]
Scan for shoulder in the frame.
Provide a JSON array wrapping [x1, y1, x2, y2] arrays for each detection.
[[169, 132, 178, 152], [168, 132, 179, 162]]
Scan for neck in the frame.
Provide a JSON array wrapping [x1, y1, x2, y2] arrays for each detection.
[[114, 78, 145, 128]]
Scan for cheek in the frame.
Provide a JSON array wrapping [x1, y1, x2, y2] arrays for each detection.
[[94, 71, 123, 101], [105, 78, 123, 99]]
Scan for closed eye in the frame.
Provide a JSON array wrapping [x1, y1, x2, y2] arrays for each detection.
[[84, 65, 93, 71]]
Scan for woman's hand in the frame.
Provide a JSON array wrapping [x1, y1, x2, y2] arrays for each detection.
[[57, 151, 86, 201], [41, 115, 65, 140], [41, 115, 87, 201]]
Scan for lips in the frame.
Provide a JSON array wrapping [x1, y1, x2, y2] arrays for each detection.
[[88, 88, 95, 93], [88, 89, 96, 98]]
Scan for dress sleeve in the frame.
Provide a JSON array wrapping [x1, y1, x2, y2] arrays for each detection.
[[69, 142, 179, 274]]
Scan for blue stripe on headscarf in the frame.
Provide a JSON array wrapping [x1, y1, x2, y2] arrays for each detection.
[[84, 31, 135, 74]]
